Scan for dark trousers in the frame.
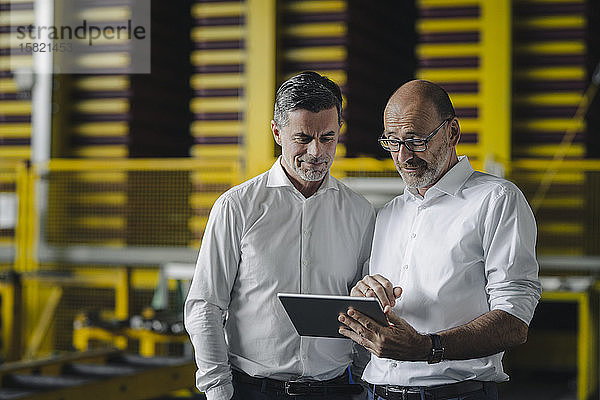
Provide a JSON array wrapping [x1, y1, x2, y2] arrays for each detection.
[[367, 382, 498, 400], [231, 375, 360, 400]]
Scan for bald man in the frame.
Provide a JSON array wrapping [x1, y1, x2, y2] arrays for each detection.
[[338, 80, 541, 400]]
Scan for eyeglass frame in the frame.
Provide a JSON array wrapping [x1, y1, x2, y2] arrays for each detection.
[[378, 117, 454, 152]]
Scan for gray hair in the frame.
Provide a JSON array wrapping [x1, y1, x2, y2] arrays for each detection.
[[273, 71, 342, 127]]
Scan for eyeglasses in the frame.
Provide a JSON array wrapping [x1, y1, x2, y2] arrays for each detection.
[[378, 117, 453, 152]]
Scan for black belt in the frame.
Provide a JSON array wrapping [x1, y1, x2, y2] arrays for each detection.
[[232, 369, 363, 396], [373, 380, 490, 400]]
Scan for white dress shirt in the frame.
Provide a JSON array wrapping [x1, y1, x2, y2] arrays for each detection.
[[185, 158, 375, 400], [362, 156, 541, 386]]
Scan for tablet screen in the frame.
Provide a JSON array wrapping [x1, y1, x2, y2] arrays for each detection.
[[277, 293, 387, 338]]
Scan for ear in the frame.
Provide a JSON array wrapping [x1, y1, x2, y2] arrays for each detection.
[[271, 120, 282, 146], [449, 118, 460, 146]]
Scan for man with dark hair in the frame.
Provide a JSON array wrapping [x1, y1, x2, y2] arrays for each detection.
[[185, 71, 375, 400], [274, 71, 343, 127], [338, 80, 541, 400]]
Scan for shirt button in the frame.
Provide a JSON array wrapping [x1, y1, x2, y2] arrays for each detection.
[[303, 230, 309, 236], [302, 355, 307, 360], [410, 233, 416, 238], [302, 260, 308, 267], [403, 264, 408, 270], [390, 363, 397, 368]]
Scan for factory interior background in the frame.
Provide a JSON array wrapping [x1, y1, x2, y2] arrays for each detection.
[[1, 0, 600, 399]]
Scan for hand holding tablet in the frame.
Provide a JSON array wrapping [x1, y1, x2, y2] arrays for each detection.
[[277, 293, 388, 338]]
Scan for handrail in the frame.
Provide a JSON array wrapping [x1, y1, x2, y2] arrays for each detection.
[[39, 158, 239, 171]]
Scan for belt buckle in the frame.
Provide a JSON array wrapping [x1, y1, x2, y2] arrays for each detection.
[[284, 381, 309, 396], [387, 386, 410, 400]]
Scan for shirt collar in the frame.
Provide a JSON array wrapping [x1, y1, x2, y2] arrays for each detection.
[[405, 156, 474, 199], [266, 156, 339, 194]]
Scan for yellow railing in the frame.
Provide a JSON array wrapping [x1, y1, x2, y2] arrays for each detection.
[[1, 158, 244, 360], [0, 160, 31, 361]]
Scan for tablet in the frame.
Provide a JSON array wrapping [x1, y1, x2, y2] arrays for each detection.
[[277, 293, 387, 338]]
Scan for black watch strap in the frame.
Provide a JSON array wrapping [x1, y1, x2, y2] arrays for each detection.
[[427, 333, 444, 364]]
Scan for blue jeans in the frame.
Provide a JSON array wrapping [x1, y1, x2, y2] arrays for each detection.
[[367, 382, 498, 400]]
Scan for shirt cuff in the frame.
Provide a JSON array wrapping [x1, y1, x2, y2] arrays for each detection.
[[205, 382, 234, 400]]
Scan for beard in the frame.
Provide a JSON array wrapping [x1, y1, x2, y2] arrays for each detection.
[[294, 155, 331, 182], [397, 144, 450, 189]]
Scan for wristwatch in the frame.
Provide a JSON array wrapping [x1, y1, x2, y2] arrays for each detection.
[[427, 333, 444, 364]]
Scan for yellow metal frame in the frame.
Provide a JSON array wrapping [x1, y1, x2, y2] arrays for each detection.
[[245, 0, 276, 179], [21, 269, 132, 359], [41, 158, 241, 173], [480, 0, 511, 170], [0, 161, 31, 361], [0, 283, 14, 358], [331, 157, 396, 175], [13, 159, 242, 359], [72, 326, 127, 352], [126, 328, 190, 357], [114, 268, 130, 320], [24, 287, 63, 360], [541, 290, 598, 400], [0, 279, 20, 361], [13, 161, 32, 273], [513, 159, 600, 171], [73, 326, 189, 357]]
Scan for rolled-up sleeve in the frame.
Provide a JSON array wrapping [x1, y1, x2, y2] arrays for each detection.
[[482, 186, 542, 325], [184, 194, 242, 399]]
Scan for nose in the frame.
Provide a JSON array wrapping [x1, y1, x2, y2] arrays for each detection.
[[307, 139, 322, 157], [397, 143, 414, 162]]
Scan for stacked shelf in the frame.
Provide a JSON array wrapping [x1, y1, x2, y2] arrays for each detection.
[[68, 75, 132, 158], [54, 1, 137, 249], [0, 1, 33, 270], [189, 0, 246, 161], [512, 0, 587, 160], [279, 0, 412, 162], [0, 163, 18, 268], [343, 1, 415, 158], [49, 1, 193, 249], [279, 0, 348, 156], [0, 0, 33, 160], [415, 0, 483, 162], [511, 0, 589, 255], [50, 2, 144, 251], [189, 0, 246, 242]]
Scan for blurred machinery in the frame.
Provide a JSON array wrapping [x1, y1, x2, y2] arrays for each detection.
[[0, 349, 199, 400], [72, 308, 190, 358], [72, 263, 192, 358]]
